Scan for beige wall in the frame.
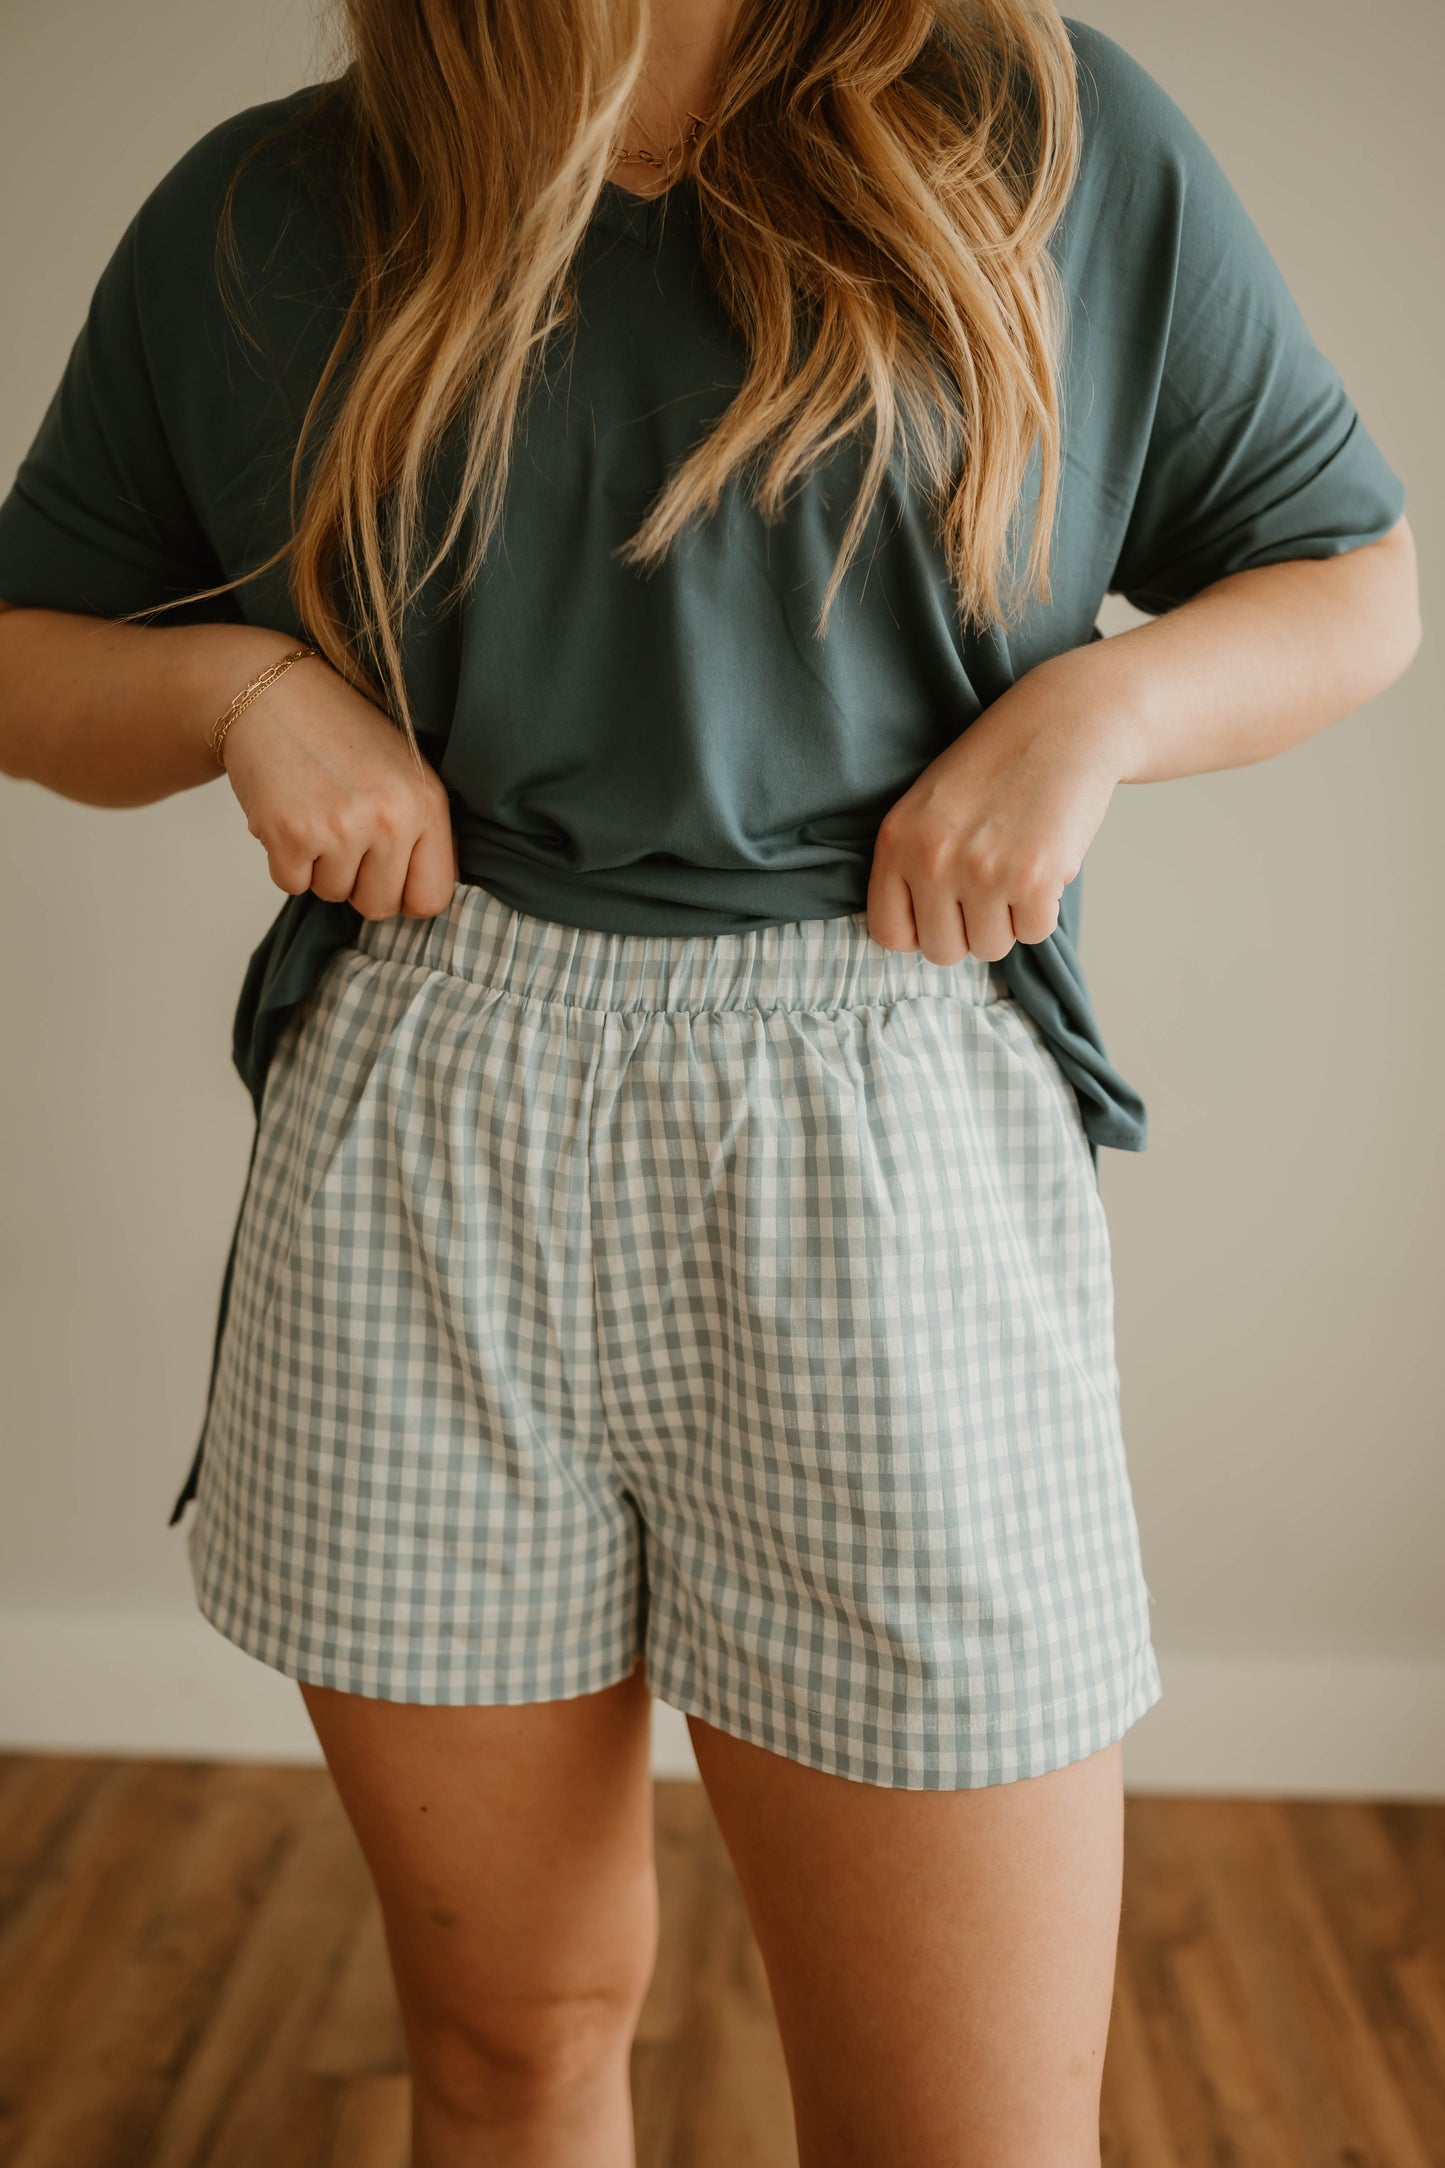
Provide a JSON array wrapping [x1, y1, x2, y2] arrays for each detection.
[[0, 0, 1439, 1783]]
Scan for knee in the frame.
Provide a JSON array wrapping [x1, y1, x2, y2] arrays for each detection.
[[408, 1979, 650, 2121]]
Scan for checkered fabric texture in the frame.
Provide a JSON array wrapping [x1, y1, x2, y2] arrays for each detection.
[[187, 879, 1162, 1788]]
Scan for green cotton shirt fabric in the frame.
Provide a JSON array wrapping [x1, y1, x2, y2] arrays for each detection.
[[0, 15, 1407, 1171]]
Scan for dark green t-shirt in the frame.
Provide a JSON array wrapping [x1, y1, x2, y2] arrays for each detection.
[[0, 16, 1406, 1168]]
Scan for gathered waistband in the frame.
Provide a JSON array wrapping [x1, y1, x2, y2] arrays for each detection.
[[351, 879, 1007, 1016]]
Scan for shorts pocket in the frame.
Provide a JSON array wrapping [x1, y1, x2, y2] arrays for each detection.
[[229, 950, 459, 1350], [969, 993, 1121, 1414], [984, 993, 1107, 1204]]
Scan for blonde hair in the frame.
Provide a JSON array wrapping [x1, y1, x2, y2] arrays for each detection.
[[131, 0, 1082, 776]]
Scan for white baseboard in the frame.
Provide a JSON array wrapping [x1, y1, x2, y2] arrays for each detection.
[[1, 1608, 1442, 1797]]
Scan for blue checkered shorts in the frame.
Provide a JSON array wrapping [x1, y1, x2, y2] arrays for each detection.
[[186, 878, 1162, 1787]]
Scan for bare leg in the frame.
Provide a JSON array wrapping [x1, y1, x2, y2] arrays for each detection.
[[687, 1718, 1125, 2168], [299, 1660, 657, 2168]]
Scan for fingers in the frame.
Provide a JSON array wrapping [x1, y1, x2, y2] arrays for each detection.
[[256, 805, 367, 905], [1009, 890, 1065, 946], [259, 781, 457, 921], [955, 896, 1015, 964], [863, 863, 920, 954], [263, 840, 321, 898], [868, 820, 1071, 964], [400, 812, 461, 919], [250, 805, 327, 899], [909, 888, 972, 969], [869, 872, 1063, 966], [344, 806, 457, 922], [347, 829, 418, 920]]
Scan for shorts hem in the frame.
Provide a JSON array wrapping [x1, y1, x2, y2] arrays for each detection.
[[642, 1640, 1165, 1791], [191, 1587, 646, 1708]]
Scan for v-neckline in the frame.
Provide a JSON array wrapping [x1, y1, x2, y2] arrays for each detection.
[[591, 173, 696, 254]]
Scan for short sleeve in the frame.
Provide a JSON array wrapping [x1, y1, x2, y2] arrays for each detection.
[[0, 171, 242, 624], [1079, 26, 1408, 616]]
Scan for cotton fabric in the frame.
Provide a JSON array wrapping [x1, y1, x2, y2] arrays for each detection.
[[186, 878, 1162, 1784]]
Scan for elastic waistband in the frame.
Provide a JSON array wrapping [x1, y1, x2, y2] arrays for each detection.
[[352, 879, 1005, 1015]]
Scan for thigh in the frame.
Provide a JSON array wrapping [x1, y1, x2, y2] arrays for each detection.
[[689, 1715, 1124, 2168], [299, 1664, 660, 2054]]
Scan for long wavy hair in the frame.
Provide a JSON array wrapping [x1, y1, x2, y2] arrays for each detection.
[[131, 0, 1083, 776]]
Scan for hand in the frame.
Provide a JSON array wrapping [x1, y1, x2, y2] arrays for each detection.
[[219, 647, 459, 921], [866, 655, 1138, 965]]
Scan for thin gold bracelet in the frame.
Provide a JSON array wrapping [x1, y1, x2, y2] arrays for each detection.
[[209, 644, 318, 769]]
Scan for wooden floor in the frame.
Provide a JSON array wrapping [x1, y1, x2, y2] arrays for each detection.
[[0, 1753, 1442, 2166]]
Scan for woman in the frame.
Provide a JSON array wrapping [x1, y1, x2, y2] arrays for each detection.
[[0, 0, 1418, 2160]]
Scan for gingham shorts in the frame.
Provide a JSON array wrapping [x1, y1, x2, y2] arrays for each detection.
[[187, 878, 1162, 1788]]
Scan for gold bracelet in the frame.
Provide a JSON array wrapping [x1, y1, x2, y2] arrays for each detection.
[[209, 643, 318, 769]]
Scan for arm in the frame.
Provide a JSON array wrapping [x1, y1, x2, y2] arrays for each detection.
[[0, 115, 456, 922], [0, 597, 459, 921], [0, 599, 300, 806], [1043, 514, 1422, 786], [866, 524, 1422, 966], [870, 26, 1419, 966]]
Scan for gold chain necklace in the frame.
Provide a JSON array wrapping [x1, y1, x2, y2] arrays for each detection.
[[611, 108, 710, 173]]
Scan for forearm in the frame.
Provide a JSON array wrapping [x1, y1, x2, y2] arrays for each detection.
[[1047, 518, 1423, 786], [0, 604, 301, 807]]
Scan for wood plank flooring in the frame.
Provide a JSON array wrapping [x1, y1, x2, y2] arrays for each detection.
[[0, 1753, 1441, 2166]]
